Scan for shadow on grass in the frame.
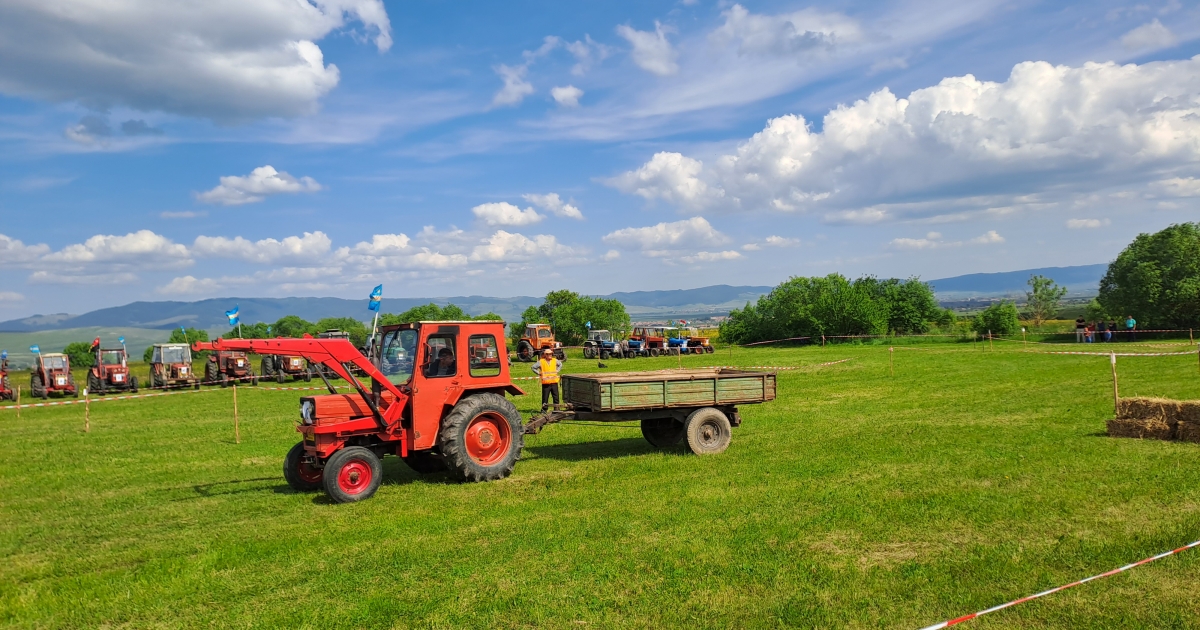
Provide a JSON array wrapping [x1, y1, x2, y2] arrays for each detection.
[[525, 437, 672, 462]]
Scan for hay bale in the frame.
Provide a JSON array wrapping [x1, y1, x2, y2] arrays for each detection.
[[1107, 418, 1175, 440], [1176, 421, 1200, 443], [1116, 397, 1179, 421], [1176, 401, 1200, 424]]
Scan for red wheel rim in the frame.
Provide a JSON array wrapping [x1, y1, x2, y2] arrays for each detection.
[[297, 459, 323, 484], [465, 412, 511, 466], [336, 459, 373, 494]]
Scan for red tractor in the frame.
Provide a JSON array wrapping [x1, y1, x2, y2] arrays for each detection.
[[30, 353, 77, 399], [0, 351, 13, 401], [261, 354, 312, 383], [148, 343, 200, 390], [205, 350, 258, 387], [88, 343, 138, 394], [194, 320, 525, 503]]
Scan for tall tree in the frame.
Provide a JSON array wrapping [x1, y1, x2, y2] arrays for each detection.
[[272, 315, 316, 338], [1098, 222, 1200, 328], [1024, 275, 1067, 327]]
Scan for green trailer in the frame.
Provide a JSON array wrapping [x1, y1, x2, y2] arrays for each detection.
[[525, 368, 777, 455]]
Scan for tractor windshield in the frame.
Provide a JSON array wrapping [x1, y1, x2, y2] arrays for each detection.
[[42, 356, 66, 369], [161, 347, 190, 364], [101, 351, 123, 365], [591, 330, 612, 342], [379, 328, 417, 385]]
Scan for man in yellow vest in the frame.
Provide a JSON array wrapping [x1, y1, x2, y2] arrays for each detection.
[[531, 347, 565, 411]]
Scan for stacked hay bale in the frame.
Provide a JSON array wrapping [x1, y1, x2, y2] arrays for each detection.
[[1107, 397, 1200, 442]]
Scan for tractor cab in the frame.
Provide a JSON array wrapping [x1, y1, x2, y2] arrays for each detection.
[[516, 323, 564, 362], [583, 329, 624, 359], [31, 352, 77, 399], [630, 326, 673, 356], [680, 327, 715, 354], [149, 343, 199, 390], [90, 346, 137, 393]]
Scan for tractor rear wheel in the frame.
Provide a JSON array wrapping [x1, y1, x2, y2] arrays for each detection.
[[261, 357, 275, 378], [600, 349, 610, 360], [583, 345, 595, 359], [402, 451, 447, 474], [283, 442, 323, 491], [205, 361, 216, 384], [554, 348, 566, 361], [323, 446, 382, 503], [705, 346, 714, 354], [517, 341, 535, 362], [130, 376, 138, 393], [684, 408, 732, 455], [31, 373, 46, 399], [439, 393, 523, 482], [88, 371, 101, 395], [641, 418, 685, 447]]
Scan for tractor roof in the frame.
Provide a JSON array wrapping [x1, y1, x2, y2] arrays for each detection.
[[157, 343, 190, 348], [41, 352, 66, 358]]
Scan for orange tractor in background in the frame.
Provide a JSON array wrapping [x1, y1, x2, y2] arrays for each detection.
[[194, 320, 525, 503], [148, 343, 200, 390], [515, 323, 565, 362], [88, 341, 138, 393]]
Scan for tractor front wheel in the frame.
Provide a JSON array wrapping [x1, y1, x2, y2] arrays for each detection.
[[641, 418, 685, 448], [583, 346, 595, 359], [323, 446, 382, 503], [130, 376, 138, 393], [68, 374, 78, 397], [684, 408, 732, 455], [277, 369, 286, 384], [283, 442, 324, 491], [439, 393, 523, 482], [303, 367, 312, 383]]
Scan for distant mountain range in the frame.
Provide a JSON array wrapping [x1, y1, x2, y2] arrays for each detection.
[[1, 266, 1108, 333]]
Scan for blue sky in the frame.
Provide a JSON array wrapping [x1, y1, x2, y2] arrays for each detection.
[[2, 0, 1200, 319]]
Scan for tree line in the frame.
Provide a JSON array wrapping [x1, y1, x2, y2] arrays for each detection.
[[512, 290, 631, 347]]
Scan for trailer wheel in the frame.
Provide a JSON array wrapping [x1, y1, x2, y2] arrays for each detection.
[[402, 451, 447, 474], [323, 446, 382, 503], [283, 442, 324, 491], [641, 418, 685, 448], [685, 408, 732, 455], [439, 393, 523, 482]]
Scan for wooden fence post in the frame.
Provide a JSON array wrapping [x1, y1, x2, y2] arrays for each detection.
[[1110, 352, 1120, 417], [988, 330, 993, 351], [233, 384, 240, 444], [15, 386, 19, 419], [84, 390, 90, 433], [889, 347, 894, 377]]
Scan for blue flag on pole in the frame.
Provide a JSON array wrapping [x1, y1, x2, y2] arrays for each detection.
[[118, 336, 125, 344], [368, 284, 383, 312], [226, 305, 240, 326], [1, 350, 7, 360], [29, 345, 40, 354]]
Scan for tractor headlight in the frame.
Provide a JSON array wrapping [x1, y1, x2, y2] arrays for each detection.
[[300, 400, 315, 425]]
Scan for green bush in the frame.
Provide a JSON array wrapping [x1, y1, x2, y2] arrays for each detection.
[[62, 341, 95, 369], [512, 291, 631, 346], [972, 302, 1021, 335], [1099, 222, 1200, 328]]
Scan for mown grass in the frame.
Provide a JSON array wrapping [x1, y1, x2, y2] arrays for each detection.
[[1, 345, 1199, 628]]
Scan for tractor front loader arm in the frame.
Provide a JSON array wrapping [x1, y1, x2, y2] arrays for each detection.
[[193, 338, 404, 429]]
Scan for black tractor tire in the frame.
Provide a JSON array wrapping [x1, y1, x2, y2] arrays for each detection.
[[251, 375, 259, 386], [402, 451, 448, 474], [221, 373, 230, 388], [277, 370, 286, 384], [205, 361, 216, 384], [684, 408, 732, 455], [554, 348, 566, 361], [323, 446, 383, 503], [261, 356, 275, 378], [193, 382, 201, 390], [68, 374, 78, 397], [517, 341, 535, 362], [303, 367, 312, 383], [31, 373, 46, 399], [600, 349, 610, 360], [583, 345, 595, 359], [130, 376, 139, 393], [641, 418, 685, 448], [706, 346, 714, 354], [439, 393, 523, 483], [283, 442, 324, 491], [88, 371, 101, 395], [650, 348, 660, 357]]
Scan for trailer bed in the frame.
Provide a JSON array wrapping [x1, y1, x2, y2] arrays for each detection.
[[561, 368, 776, 412]]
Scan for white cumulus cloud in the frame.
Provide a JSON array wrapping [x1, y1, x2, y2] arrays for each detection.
[[1121, 19, 1177, 51], [522, 193, 584, 220], [196, 165, 322, 206], [609, 57, 1200, 222], [44, 230, 190, 265], [551, 85, 584, 107], [679, 250, 743, 263], [470, 230, 573, 262], [192, 231, 332, 263], [0, 0, 391, 121], [602, 217, 729, 253], [471, 202, 544, 227], [0, 234, 50, 264], [709, 4, 862, 57], [616, 21, 679, 76], [1066, 218, 1112, 229]]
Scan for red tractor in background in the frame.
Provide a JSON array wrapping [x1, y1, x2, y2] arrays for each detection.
[[261, 354, 312, 383], [629, 326, 672, 357], [195, 320, 525, 503], [30, 353, 77, 399], [0, 351, 13, 401], [88, 340, 138, 394], [205, 350, 258, 387], [515, 323, 565, 362], [148, 343, 200, 390]]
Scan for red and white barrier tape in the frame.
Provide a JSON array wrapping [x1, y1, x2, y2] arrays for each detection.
[[1034, 350, 1197, 357], [918, 539, 1200, 629], [0, 383, 354, 411]]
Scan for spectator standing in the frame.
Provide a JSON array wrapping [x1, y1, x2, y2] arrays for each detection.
[[1125, 315, 1137, 342], [1075, 316, 1086, 342], [1098, 320, 1110, 342], [531, 347, 566, 412], [1085, 323, 1094, 343], [1109, 321, 1118, 342]]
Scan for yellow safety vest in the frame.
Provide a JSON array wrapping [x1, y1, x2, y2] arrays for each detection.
[[538, 358, 560, 384]]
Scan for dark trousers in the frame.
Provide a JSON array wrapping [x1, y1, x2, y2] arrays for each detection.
[[1127, 329, 1136, 342], [541, 383, 560, 409]]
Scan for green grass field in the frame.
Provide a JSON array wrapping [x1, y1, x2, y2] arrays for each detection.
[[2, 344, 1199, 628]]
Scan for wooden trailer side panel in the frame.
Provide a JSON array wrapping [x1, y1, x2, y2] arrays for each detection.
[[561, 370, 776, 412]]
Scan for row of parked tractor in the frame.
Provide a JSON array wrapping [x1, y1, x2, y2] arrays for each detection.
[[511, 323, 715, 361], [0, 340, 323, 401]]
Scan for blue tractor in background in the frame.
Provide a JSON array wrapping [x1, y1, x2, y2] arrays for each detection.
[[583, 329, 627, 359]]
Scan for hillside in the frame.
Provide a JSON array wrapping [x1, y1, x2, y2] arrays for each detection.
[[928, 263, 1106, 297]]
